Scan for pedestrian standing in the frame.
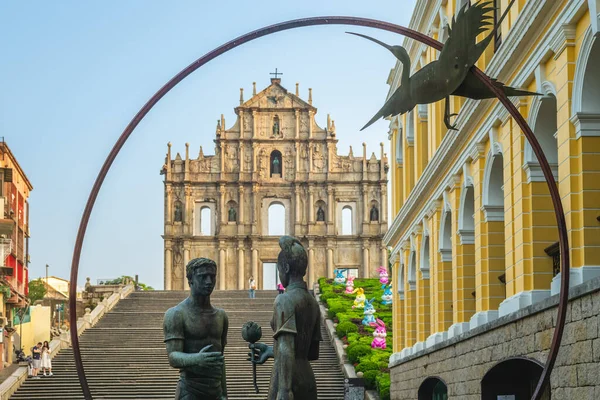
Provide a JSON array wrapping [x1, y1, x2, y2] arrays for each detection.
[[248, 276, 256, 299], [31, 342, 42, 379], [41, 341, 53, 376], [277, 283, 284, 295]]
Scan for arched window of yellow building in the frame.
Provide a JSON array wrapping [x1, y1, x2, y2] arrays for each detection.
[[408, 251, 417, 287], [421, 235, 431, 278], [525, 86, 558, 182], [398, 264, 405, 298], [458, 184, 475, 244], [439, 208, 452, 261], [483, 153, 504, 220]]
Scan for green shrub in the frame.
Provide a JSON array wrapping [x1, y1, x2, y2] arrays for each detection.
[[336, 321, 358, 339], [377, 373, 391, 400], [328, 303, 346, 319], [319, 292, 335, 302], [347, 343, 372, 363], [363, 370, 379, 389], [355, 361, 379, 373]]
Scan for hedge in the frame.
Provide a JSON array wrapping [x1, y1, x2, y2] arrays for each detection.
[[319, 277, 394, 399]]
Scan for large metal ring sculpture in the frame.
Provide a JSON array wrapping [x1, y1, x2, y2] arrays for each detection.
[[69, 16, 569, 400]]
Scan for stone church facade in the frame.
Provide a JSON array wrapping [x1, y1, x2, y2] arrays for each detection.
[[162, 78, 388, 290]]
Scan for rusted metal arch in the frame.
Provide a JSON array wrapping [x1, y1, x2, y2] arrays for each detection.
[[68, 16, 569, 400]]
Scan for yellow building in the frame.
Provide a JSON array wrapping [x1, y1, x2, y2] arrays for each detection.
[[384, 0, 600, 397]]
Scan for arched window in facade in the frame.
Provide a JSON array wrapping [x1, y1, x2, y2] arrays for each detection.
[[270, 150, 282, 177], [482, 358, 550, 400], [268, 202, 286, 236], [200, 207, 212, 235], [418, 377, 448, 400], [341, 206, 353, 235]]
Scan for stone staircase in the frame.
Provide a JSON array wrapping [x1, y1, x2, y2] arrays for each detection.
[[11, 290, 345, 399]]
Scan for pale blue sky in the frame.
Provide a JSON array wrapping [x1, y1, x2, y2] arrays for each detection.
[[1, 0, 416, 289]]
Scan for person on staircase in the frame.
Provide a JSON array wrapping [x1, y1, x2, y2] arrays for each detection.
[[31, 342, 42, 379], [249, 276, 257, 299], [41, 341, 53, 376]]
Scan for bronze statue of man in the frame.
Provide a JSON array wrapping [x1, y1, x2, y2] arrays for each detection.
[[251, 236, 322, 400], [163, 258, 228, 400]]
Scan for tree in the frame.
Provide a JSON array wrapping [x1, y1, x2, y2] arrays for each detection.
[[28, 278, 47, 303], [100, 275, 154, 291]]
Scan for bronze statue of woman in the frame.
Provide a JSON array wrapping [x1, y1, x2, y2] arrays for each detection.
[[251, 236, 322, 400]]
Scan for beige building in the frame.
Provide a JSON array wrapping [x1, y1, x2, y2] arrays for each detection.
[[162, 78, 388, 290]]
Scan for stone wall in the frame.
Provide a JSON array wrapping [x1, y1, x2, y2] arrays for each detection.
[[389, 277, 600, 400]]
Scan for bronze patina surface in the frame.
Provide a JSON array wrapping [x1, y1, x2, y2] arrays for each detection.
[[163, 258, 229, 400], [249, 236, 322, 400]]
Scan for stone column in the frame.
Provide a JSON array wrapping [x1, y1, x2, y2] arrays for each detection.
[[362, 184, 369, 224], [183, 245, 190, 290], [165, 240, 172, 290], [327, 247, 334, 278], [363, 241, 370, 278], [166, 184, 173, 224], [219, 247, 226, 290], [238, 244, 245, 290], [327, 186, 334, 223], [308, 242, 315, 289], [381, 246, 388, 270], [295, 187, 301, 223], [252, 248, 258, 288], [219, 142, 225, 176], [308, 186, 315, 223], [309, 144, 314, 173], [184, 186, 192, 235], [252, 185, 259, 235], [219, 184, 226, 224], [239, 185, 245, 224], [252, 110, 257, 138], [308, 111, 314, 139], [295, 110, 300, 139], [239, 110, 245, 141], [381, 184, 387, 224]]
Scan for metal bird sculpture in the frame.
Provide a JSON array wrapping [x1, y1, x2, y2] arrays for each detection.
[[352, 0, 538, 131]]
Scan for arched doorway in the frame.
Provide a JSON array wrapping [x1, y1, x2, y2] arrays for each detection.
[[481, 358, 550, 400], [418, 377, 448, 400]]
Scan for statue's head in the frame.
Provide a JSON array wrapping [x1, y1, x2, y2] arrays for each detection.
[[277, 236, 308, 288], [186, 257, 217, 297]]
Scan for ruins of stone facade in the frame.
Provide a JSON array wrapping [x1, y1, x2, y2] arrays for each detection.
[[162, 78, 388, 290]]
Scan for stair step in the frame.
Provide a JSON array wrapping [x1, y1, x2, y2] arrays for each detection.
[[11, 291, 345, 400]]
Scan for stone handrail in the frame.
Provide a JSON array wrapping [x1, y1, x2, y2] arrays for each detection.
[[0, 284, 135, 400]]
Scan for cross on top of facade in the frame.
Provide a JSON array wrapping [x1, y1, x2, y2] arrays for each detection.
[[270, 68, 283, 80]]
